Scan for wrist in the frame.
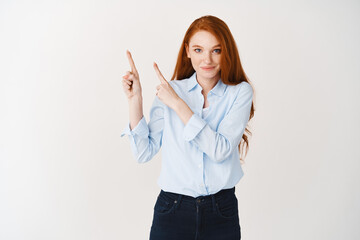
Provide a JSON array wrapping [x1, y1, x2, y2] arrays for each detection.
[[173, 97, 193, 125], [128, 94, 143, 103], [173, 97, 184, 112]]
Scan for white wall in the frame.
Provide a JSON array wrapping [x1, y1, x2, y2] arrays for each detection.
[[1, 0, 359, 239]]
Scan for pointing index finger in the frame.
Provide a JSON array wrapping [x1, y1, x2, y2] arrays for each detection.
[[126, 50, 138, 74], [153, 62, 167, 84]]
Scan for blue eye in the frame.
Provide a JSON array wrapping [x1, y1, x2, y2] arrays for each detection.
[[193, 48, 221, 53]]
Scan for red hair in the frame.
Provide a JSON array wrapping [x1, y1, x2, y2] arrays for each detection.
[[171, 15, 255, 163]]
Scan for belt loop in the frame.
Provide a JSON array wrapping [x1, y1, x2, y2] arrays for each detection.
[[211, 194, 216, 213], [174, 194, 182, 210]]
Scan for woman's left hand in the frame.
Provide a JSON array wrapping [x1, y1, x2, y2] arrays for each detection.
[[154, 62, 181, 110]]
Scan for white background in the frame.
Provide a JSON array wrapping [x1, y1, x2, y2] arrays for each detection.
[[1, 0, 359, 239]]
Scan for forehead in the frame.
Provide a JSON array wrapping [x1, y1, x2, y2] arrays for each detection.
[[189, 30, 220, 47]]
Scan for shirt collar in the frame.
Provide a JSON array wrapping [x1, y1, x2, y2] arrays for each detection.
[[187, 71, 227, 97]]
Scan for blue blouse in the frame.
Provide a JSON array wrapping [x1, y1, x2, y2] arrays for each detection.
[[121, 71, 253, 198]]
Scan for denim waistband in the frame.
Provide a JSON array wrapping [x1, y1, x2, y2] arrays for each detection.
[[160, 187, 236, 213], [160, 187, 235, 202]]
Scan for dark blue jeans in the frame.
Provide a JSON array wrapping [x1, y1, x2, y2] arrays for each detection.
[[149, 187, 241, 240]]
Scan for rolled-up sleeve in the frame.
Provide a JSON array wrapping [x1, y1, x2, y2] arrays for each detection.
[[183, 113, 207, 141], [183, 82, 253, 163], [120, 96, 164, 163]]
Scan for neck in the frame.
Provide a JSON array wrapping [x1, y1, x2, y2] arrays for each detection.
[[196, 74, 220, 93]]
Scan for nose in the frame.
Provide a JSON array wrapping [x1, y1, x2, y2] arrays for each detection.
[[203, 51, 212, 64]]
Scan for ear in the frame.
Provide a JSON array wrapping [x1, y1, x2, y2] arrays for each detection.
[[185, 43, 190, 58]]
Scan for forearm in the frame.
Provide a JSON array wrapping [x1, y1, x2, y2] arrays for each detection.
[[128, 95, 144, 130], [173, 98, 194, 125]]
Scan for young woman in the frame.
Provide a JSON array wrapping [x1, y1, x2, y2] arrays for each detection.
[[121, 15, 255, 240]]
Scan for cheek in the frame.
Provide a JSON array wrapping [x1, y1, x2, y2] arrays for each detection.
[[215, 56, 221, 65], [189, 56, 199, 67], [192, 56, 202, 65]]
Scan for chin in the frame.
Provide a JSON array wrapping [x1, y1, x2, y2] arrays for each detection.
[[201, 70, 220, 78]]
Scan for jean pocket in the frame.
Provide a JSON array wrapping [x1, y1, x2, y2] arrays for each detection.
[[154, 192, 177, 215], [215, 194, 238, 219]]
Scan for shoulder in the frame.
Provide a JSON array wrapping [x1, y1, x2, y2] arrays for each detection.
[[168, 77, 191, 91], [225, 81, 253, 98], [235, 81, 253, 97]]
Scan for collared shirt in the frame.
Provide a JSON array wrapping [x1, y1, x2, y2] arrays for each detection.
[[121, 71, 253, 198]]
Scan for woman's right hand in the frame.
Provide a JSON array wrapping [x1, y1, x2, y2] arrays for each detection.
[[122, 50, 142, 99]]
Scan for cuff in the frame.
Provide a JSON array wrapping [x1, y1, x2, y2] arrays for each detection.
[[183, 113, 207, 141], [120, 115, 149, 137]]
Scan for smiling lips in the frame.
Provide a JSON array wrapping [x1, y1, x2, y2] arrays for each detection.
[[201, 66, 215, 71]]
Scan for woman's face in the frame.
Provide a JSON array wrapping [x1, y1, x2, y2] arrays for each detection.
[[185, 30, 222, 82]]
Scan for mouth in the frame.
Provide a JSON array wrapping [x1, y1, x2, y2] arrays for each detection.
[[201, 66, 215, 71]]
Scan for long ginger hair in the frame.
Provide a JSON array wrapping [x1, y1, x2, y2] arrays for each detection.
[[171, 15, 255, 163]]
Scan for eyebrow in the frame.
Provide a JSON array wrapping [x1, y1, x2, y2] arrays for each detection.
[[191, 44, 221, 48]]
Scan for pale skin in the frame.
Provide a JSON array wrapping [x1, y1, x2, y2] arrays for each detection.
[[185, 30, 222, 107], [122, 30, 222, 130]]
